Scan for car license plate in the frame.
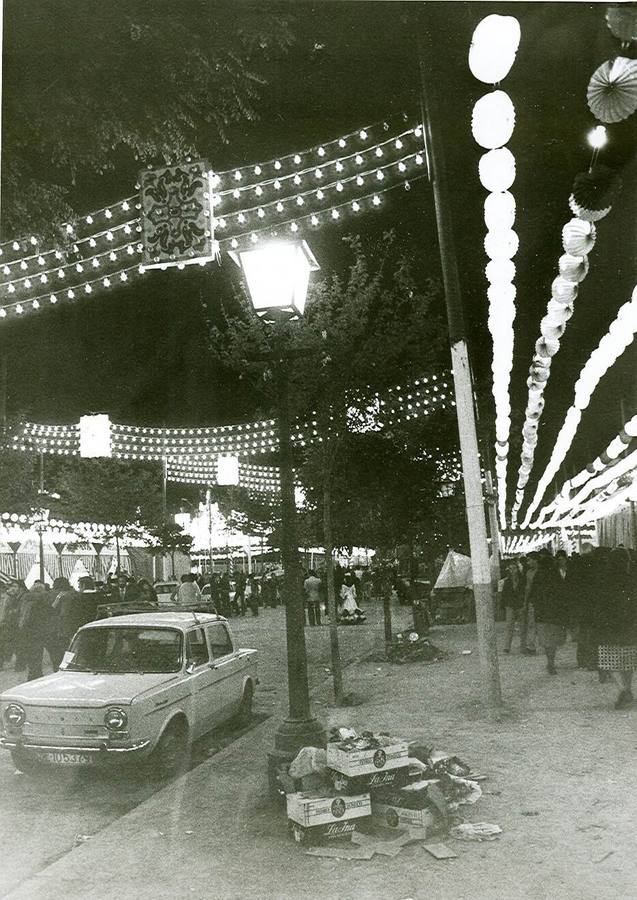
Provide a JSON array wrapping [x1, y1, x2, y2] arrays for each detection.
[[38, 751, 95, 766]]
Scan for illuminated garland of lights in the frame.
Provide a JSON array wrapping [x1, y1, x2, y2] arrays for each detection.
[[509, 217, 601, 529], [532, 412, 637, 528], [6, 374, 452, 458], [0, 118, 425, 321], [0, 510, 147, 542], [469, 18, 520, 532], [521, 284, 637, 528]]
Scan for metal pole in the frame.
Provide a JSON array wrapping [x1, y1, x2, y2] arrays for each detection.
[[38, 453, 45, 583], [268, 361, 324, 784], [162, 456, 167, 522], [419, 26, 502, 708]]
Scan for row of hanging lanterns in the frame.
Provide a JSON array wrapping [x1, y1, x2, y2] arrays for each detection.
[[469, 13, 521, 530]]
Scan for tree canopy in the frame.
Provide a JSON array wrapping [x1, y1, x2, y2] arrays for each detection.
[[3, 0, 295, 237]]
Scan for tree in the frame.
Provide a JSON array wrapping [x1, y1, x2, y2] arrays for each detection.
[[3, 1, 295, 237], [145, 521, 194, 580], [0, 448, 38, 513], [52, 457, 164, 568], [210, 233, 452, 702]]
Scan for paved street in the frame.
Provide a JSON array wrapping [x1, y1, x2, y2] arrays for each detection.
[[0, 602, 413, 898]]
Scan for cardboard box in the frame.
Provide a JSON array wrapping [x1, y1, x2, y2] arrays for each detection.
[[328, 765, 412, 795], [371, 799, 436, 833], [327, 739, 409, 778], [287, 792, 371, 844]]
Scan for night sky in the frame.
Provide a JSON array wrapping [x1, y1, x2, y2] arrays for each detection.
[[1, 2, 636, 517]]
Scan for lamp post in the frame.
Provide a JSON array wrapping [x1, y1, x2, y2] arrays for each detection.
[[235, 239, 325, 780]]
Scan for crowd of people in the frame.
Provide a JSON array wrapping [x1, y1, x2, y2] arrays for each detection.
[[0, 573, 161, 680], [500, 544, 637, 709]]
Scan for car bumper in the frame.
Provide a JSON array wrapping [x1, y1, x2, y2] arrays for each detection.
[[0, 736, 150, 759]]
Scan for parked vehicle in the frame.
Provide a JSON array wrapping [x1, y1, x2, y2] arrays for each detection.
[[0, 613, 257, 778]]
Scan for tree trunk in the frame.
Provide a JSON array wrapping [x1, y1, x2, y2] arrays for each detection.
[[170, 550, 176, 579], [323, 479, 344, 705], [115, 533, 121, 573]]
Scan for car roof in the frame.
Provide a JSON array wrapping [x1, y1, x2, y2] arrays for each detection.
[[80, 612, 227, 630]]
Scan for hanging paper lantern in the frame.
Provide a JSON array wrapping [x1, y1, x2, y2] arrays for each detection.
[[478, 148, 516, 191], [485, 258, 516, 285], [562, 218, 596, 256], [568, 196, 612, 222], [547, 299, 574, 323], [535, 336, 560, 358], [558, 253, 589, 283], [484, 191, 516, 231], [551, 276, 579, 304], [471, 91, 516, 149], [606, 6, 637, 43], [572, 165, 622, 212], [587, 57, 637, 123], [484, 228, 519, 260], [540, 316, 566, 341], [469, 14, 521, 84]]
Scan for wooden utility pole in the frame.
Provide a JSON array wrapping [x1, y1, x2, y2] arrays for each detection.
[[419, 24, 502, 708]]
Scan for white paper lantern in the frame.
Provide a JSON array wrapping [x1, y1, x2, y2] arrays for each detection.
[[558, 253, 589, 284], [624, 415, 637, 438], [547, 298, 573, 322], [469, 14, 521, 84], [535, 336, 560, 358], [562, 218, 596, 256], [479, 148, 516, 192], [540, 315, 566, 341], [484, 191, 516, 231], [551, 276, 578, 305], [471, 90, 516, 149], [485, 258, 516, 285], [484, 228, 519, 260]]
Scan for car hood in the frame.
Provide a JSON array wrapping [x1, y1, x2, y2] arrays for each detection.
[[1, 671, 180, 707]]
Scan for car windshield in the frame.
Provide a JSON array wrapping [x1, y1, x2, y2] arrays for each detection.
[[64, 626, 183, 674]]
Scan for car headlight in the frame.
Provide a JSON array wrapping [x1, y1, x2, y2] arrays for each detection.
[[4, 704, 26, 728], [104, 707, 128, 731]]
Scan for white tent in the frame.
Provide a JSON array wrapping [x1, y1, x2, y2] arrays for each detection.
[[69, 558, 92, 590], [434, 550, 473, 590], [24, 562, 54, 589]]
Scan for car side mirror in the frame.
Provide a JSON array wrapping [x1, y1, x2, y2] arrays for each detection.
[[185, 661, 196, 675]]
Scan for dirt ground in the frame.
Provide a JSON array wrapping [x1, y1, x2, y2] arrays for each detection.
[[2, 613, 636, 900]]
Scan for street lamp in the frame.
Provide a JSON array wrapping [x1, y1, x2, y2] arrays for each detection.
[[235, 239, 325, 783], [233, 240, 319, 320]]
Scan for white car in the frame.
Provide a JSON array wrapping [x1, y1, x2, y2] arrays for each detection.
[[0, 613, 257, 778]]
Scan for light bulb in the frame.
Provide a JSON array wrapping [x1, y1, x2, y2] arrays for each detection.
[[587, 125, 607, 149]]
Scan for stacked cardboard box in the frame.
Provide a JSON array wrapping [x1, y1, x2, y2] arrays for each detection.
[[286, 791, 372, 844], [370, 779, 443, 835], [326, 734, 410, 794]]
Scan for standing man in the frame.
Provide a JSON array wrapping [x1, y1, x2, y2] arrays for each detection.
[[501, 558, 526, 654], [303, 569, 322, 626], [521, 554, 539, 655]]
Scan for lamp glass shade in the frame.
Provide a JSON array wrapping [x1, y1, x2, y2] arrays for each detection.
[[237, 240, 320, 318]]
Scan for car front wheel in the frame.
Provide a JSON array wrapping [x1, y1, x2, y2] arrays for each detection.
[[235, 681, 254, 728], [148, 722, 189, 780]]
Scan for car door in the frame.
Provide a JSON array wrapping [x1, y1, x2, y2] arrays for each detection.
[[204, 622, 245, 724], [183, 627, 217, 737]]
